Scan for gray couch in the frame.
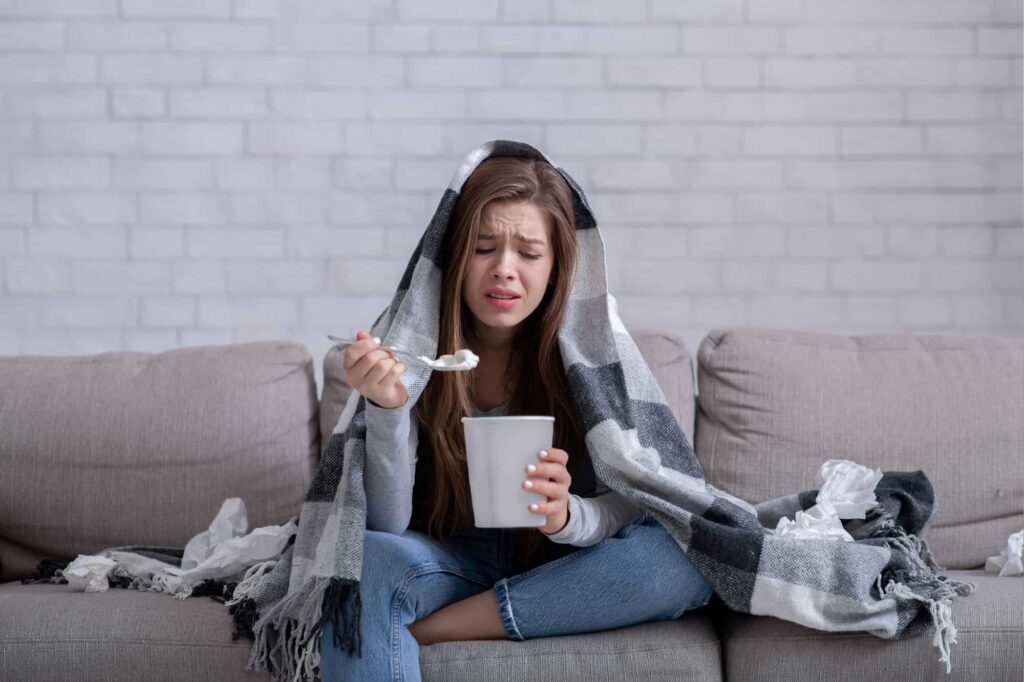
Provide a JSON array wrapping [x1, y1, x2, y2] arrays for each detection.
[[2, 327, 1021, 681]]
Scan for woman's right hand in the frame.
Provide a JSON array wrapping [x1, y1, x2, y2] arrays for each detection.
[[342, 330, 409, 409]]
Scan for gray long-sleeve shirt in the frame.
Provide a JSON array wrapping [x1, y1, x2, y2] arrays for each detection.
[[363, 398, 640, 546]]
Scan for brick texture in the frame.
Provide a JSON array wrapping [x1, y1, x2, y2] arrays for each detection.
[[0, 0, 1020, 395]]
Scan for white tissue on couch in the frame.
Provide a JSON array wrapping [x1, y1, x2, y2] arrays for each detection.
[[814, 458, 883, 519], [772, 459, 883, 541], [774, 499, 854, 542], [159, 516, 297, 596], [180, 497, 248, 571], [984, 529, 1023, 577], [60, 496, 296, 596], [61, 555, 117, 593]]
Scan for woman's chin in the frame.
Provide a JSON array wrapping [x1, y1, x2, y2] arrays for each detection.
[[471, 308, 526, 329], [479, 316, 522, 329]]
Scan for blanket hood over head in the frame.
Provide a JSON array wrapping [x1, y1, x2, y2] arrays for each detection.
[[33, 140, 975, 681], [232, 139, 976, 680]]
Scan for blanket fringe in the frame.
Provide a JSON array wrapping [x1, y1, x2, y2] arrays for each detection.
[[19, 558, 69, 585], [189, 578, 238, 602], [226, 596, 257, 641], [225, 560, 279, 606], [313, 577, 363, 658], [243, 576, 361, 682], [219, 561, 280, 644], [865, 508, 979, 675], [149, 571, 190, 599], [877, 577, 960, 675]]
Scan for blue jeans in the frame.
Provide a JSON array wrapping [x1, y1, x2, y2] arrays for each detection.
[[319, 512, 713, 682]]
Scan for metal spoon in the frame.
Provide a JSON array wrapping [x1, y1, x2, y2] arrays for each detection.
[[326, 335, 478, 372]]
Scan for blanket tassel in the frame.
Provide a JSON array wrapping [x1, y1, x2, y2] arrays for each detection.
[[225, 560, 279, 605], [242, 576, 361, 682], [877, 577, 961, 675], [19, 559, 69, 585], [866, 509, 978, 675], [313, 577, 363, 658]]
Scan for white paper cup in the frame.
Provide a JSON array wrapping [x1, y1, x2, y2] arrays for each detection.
[[461, 415, 554, 528]]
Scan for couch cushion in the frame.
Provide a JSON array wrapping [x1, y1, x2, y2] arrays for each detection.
[[0, 341, 319, 583], [694, 328, 1024, 570], [319, 329, 697, 459], [0, 581, 269, 682], [1, 581, 722, 682], [421, 612, 722, 681], [721, 569, 1023, 680]]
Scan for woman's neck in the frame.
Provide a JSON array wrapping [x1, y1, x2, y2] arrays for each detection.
[[469, 320, 518, 352], [471, 345, 516, 411]]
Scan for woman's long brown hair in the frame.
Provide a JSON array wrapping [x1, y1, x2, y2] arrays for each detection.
[[412, 155, 589, 574]]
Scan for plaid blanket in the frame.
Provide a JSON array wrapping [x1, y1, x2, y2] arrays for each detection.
[[36, 139, 977, 680]]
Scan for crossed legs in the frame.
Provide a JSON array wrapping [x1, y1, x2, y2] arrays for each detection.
[[408, 587, 506, 645]]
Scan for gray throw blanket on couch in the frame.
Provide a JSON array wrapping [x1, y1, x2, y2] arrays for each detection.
[[40, 140, 977, 680]]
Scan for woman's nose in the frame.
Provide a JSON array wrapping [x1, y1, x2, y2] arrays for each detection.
[[493, 250, 516, 276]]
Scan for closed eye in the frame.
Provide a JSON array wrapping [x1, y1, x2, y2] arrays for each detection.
[[475, 248, 541, 260]]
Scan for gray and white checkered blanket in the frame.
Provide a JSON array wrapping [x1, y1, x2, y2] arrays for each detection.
[[70, 140, 979, 681]]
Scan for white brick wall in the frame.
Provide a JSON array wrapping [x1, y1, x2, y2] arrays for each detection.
[[0, 0, 1021, 396]]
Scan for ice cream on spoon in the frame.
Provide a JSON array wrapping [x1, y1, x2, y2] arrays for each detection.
[[327, 335, 479, 372], [424, 348, 480, 371]]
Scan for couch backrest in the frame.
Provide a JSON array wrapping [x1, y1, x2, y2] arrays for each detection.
[[319, 330, 697, 458], [694, 327, 1024, 570], [0, 341, 320, 582]]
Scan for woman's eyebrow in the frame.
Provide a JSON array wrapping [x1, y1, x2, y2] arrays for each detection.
[[477, 231, 546, 246]]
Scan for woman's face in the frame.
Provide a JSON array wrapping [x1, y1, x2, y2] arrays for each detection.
[[461, 200, 555, 343]]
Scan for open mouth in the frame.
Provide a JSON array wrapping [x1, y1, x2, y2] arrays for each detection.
[[485, 294, 520, 308]]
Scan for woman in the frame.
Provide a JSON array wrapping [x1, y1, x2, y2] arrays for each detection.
[[318, 153, 713, 681]]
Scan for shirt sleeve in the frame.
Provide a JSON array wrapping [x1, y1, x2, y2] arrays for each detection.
[[541, 489, 642, 547], [363, 398, 418, 535]]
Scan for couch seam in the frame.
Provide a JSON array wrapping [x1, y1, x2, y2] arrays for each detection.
[[420, 642, 722, 664], [701, 331, 1018, 353], [1, 640, 253, 647], [724, 628, 1022, 642]]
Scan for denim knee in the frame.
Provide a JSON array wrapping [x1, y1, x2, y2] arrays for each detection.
[[625, 517, 714, 620], [669, 578, 714, 618], [360, 529, 439, 590], [360, 530, 491, 606]]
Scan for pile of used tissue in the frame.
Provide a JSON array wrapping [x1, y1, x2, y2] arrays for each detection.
[[771, 458, 884, 541], [59, 498, 296, 597], [773, 458, 1023, 579], [984, 529, 1023, 577]]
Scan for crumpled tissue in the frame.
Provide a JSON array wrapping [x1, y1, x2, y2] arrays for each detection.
[[180, 496, 248, 570], [773, 458, 883, 542], [59, 497, 297, 598], [984, 529, 1023, 577], [62, 554, 118, 593], [772, 498, 854, 541], [814, 459, 884, 519]]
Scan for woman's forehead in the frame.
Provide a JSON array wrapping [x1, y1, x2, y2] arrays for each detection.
[[479, 202, 550, 242]]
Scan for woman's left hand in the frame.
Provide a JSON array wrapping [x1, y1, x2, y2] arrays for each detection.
[[523, 447, 572, 535]]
